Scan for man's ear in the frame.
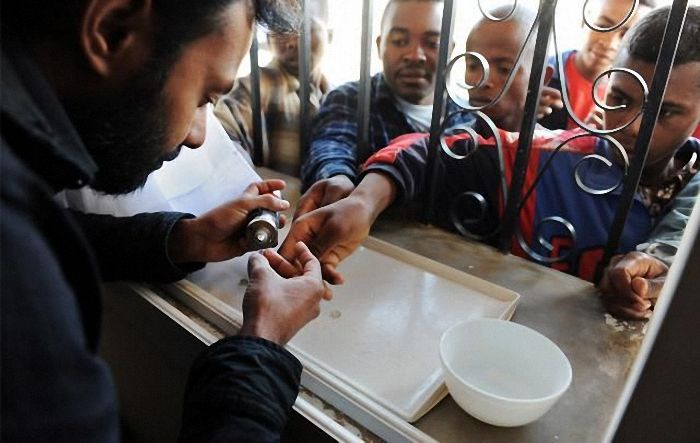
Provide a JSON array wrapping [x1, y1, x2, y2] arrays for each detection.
[[376, 35, 382, 54], [80, 0, 153, 78]]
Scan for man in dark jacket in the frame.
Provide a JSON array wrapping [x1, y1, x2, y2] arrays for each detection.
[[295, 0, 473, 224], [1, 0, 330, 441]]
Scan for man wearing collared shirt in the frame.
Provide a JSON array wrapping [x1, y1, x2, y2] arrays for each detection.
[[216, 0, 332, 176], [295, 0, 473, 215]]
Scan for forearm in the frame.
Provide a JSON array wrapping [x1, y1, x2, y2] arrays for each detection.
[[637, 174, 700, 265], [70, 210, 202, 282], [302, 140, 359, 188], [352, 172, 399, 219], [179, 336, 301, 442]]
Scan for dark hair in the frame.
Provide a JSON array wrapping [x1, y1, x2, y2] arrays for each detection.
[[639, 0, 657, 8], [624, 5, 700, 66], [149, 0, 301, 70], [2, 0, 301, 64]]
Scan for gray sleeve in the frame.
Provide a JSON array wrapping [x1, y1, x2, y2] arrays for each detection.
[[637, 173, 700, 265]]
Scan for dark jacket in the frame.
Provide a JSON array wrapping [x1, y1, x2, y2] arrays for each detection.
[[1, 39, 301, 441], [362, 129, 699, 281], [301, 72, 472, 189]]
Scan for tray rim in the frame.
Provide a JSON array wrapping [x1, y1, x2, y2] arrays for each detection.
[[171, 235, 520, 423]]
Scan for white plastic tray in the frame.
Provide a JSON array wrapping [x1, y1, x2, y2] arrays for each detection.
[[181, 236, 519, 423]]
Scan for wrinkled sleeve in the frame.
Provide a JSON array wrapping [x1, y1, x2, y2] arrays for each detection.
[[360, 133, 433, 204], [361, 132, 503, 236], [69, 210, 204, 282], [179, 336, 302, 442], [637, 173, 700, 265], [301, 86, 361, 188]]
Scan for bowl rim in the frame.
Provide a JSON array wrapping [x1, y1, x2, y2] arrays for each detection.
[[440, 318, 573, 405]]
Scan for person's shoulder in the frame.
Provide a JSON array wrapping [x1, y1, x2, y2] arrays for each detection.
[[681, 136, 700, 153], [326, 79, 362, 97], [0, 138, 42, 203]]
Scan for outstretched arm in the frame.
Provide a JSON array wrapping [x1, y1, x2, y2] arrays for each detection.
[[279, 173, 398, 284], [180, 242, 328, 442]]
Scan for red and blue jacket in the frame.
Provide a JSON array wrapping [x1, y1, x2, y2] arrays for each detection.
[[362, 128, 700, 281]]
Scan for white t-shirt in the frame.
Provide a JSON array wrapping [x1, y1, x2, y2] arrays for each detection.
[[394, 96, 434, 132]]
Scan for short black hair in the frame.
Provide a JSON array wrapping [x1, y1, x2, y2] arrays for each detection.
[[638, 0, 657, 8], [380, 0, 444, 31], [624, 5, 700, 66], [2, 0, 301, 62]]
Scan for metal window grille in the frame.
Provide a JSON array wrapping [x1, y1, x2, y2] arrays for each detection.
[[249, 0, 693, 281]]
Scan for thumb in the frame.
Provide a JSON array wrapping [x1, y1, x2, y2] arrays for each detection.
[[632, 276, 665, 300], [247, 252, 272, 279]]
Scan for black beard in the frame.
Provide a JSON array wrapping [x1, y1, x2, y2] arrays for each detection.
[[64, 71, 175, 195]]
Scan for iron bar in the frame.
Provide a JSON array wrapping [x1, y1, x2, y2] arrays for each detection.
[[423, 0, 456, 223], [596, 0, 689, 283], [357, 0, 374, 164], [249, 33, 264, 165], [497, 0, 557, 252], [299, 0, 312, 165]]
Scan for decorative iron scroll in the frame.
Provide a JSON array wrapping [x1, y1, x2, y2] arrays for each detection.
[[432, 0, 664, 266]]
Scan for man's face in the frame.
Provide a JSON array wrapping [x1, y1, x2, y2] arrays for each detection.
[[579, 0, 649, 78], [604, 53, 700, 180], [72, 2, 252, 194], [465, 19, 531, 132], [268, 18, 331, 77], [377, 0, 443, 105]]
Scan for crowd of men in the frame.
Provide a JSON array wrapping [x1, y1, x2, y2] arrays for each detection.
[[2, 0, 699, 439]]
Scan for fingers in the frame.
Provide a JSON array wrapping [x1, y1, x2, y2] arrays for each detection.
[[322, 263, 345, 285], [537, 89, 564, 119], [295, 242, 323, 281], [247, 252, 272, 279], [244, 179, 286, 197], [261, 249, 302, 278], [295, 177, 355, 219], [294, 182, 326, 219], [235, 193, 290, 214], [605, 263, 635, 299], [631, 276, 665, 300], [278, 209, 328, 260], [606, 299, 652, 320], [278, 220, 312, 260], [586, 108, 605, 130]]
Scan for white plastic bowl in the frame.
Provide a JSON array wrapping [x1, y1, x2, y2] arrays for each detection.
[[440, 319, 572, 427]]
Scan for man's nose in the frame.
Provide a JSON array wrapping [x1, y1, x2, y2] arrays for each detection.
[[182, 107, 207, 149], [621, 111, 642, 140], [402, 43, 427, 64], [286, 36, 299, 50]]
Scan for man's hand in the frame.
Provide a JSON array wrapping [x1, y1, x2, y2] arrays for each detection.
[[168, 180, 290, 263], [295, 175, 355, 219], [279, 173, 397, 284], [584, 107, 605, 130], [537, 86, 564, 119], [278, 196, 374, 284], [239, 242, 329, 345], [598, 252, 668, 320]]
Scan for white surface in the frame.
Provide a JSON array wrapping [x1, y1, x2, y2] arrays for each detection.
[[440, 319, 572, 427], [187, 236, 519, 422], [61, 107, 260, 217]]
